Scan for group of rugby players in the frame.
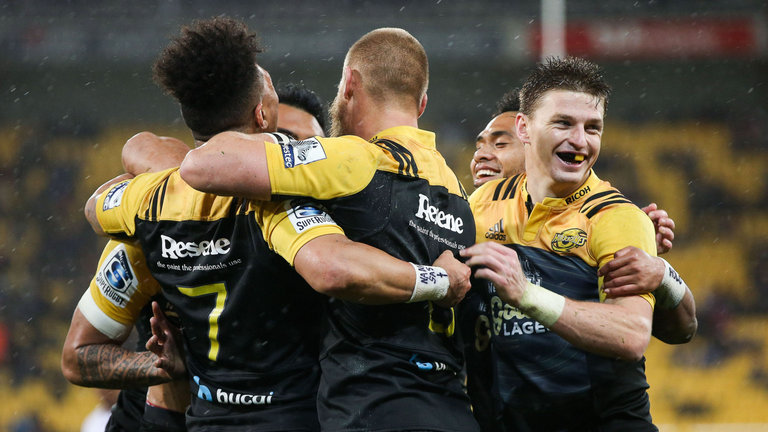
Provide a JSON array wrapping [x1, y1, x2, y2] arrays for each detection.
[[62, 16, 696, 432]]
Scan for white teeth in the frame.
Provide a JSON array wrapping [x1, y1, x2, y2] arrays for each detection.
[[476, 170, 499, 177]]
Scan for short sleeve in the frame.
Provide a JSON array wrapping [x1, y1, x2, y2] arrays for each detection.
[[95, 170, 173, 236], [591, 205, 657, 307], [257, 200, 345, 265], [263, 135, 379, 200], [77, 240, 161, 340]]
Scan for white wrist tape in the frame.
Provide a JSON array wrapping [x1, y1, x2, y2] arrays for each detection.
[[408, 263, 450, 303], [656, 258, 687, 309], [518, 282, 566, 328]]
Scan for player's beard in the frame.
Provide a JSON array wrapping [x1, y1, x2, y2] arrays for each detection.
[[329, 95, 348, 138]]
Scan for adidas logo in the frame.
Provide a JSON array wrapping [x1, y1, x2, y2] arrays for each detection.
[[484, 219, 507, 241]]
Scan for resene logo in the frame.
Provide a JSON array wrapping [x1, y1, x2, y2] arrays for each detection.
[[414, 194, 464, 233], [161, 234, 231, 259]]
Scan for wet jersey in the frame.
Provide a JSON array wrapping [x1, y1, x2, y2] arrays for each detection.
[[79, 239, 180, 432], [263, 127, 480, 432], [95, 168, 343, 431], [463, 171, 657, 432]]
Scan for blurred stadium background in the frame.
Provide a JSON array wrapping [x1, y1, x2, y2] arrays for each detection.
[[1, 1, 767, 430]]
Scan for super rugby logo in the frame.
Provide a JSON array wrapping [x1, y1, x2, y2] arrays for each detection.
[[280, 138, 327, 168], [285, 201, 337, 233], [414, 194, 464, 233], [551, 228, 587, 253], [94, 243, 138, 308], [161, 234, 231, 259]]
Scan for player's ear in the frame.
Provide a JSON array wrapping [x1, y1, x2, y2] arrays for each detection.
[[515, 112, 530, 145], [418, 93, 428, 118], [254, 102, 268, 131], [344, 66, 359, 100]]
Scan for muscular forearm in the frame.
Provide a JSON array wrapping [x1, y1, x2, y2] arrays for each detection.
[[652, 288, 697, 344], [521, 293, 653, 362], [73, 344, 172, 388], [179, 131, 271, 200], [295, 235, 414, 304]]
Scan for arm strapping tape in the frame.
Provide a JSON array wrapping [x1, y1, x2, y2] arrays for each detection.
[[408, 263, 450, 303], [655, 258, 687, 309], [518, 282, 566, 328]]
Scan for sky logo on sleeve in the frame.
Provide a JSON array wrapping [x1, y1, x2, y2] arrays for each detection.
[[102, 181, 129, 211], [280, 138, 327, 168]]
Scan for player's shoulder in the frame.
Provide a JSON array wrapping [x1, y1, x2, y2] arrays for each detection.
[[469, 174, 524, 205], [576, 176, 640, 220]]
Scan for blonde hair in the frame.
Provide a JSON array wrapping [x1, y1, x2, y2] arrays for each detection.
[[346, 28, 428, 110]]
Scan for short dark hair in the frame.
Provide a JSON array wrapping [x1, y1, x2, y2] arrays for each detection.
[[153, 17, 264, 138], [493, 88, 521, 117], [277, 83, 328, 134], [519, 56, 611, 117], [347, 28, 428, 110]]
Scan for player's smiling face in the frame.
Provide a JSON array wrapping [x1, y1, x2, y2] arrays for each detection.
[[523, 90, 604, 197], [471, 112, 525, 187]]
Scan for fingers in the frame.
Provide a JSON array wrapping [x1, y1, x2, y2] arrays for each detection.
[[641, 203, 657, 215], [460, 242, 519, 273], [597, 246, 639, 277], [146, 334, 162, 355], [604, 284, 648, 298]]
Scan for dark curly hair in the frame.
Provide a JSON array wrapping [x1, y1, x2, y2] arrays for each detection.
[[277, 83, 328, 134], [519, 56, 611, 118], [493, 88, 521, 117], [153, 17, 264, 139]]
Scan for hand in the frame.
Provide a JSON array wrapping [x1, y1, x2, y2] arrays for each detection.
[[460, 242, 527, 306], [146, 301, 187, 379], [432, 250, 471, 307], [642, 203, 675, 254], [599, 246, 665, 298]]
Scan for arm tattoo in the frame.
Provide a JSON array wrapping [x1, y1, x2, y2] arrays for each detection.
[[75, 344, 171, 388]]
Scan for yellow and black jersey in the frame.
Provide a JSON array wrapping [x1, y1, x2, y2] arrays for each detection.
[[95, 168, 343, 431], [263, 127, 479, 432], [78, 239, 180, 432], [462, 171, 658, 431]]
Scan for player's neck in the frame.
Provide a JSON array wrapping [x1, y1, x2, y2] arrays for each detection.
[[355, 107, 419, 141]]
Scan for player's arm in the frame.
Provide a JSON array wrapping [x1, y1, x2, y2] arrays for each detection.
[[599, 246, 697, 344], [85, 173, 133, 236], [61, 308, 176, 388], [179, 131, 272, 200], [461, 242, 653, 361], [262, 201, 471, 307], [122, 132, 189, 176], [294, 234, 471, 307]]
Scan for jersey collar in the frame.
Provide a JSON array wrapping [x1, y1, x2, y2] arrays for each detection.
[[522, 170, 602, 208], [371, 126, 436, 149]]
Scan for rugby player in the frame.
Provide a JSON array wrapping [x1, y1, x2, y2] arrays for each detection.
[[460, 57, 692, 431], [179, 27, 481, 432]]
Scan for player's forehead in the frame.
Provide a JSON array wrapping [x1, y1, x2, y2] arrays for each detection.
[[477, 112, 517, 141], [535, 89, 604, 119]]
